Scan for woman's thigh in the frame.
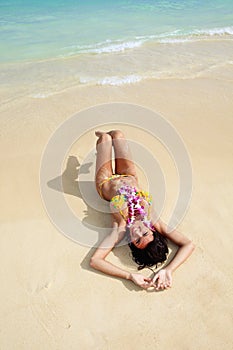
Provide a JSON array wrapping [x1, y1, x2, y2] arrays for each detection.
[[95, 133, 113, 190], [111, 130, 138, 179]]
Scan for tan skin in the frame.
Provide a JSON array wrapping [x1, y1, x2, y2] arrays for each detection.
[[90, 130, 195, 291]]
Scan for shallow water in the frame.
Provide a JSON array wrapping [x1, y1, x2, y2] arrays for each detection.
[[0, 0, 233, 101], [1, 0, 233, 63]]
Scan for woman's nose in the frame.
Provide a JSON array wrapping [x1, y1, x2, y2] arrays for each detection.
[[134, 229, 143, 237]]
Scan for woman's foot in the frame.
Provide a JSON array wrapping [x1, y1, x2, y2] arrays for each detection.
[[95, 130, 121, 138], [95, 131, 112, 150], [95, 131, 106, 138]]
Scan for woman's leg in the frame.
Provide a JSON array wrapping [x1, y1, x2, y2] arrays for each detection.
[[109, 130, 138, 179], [95, 132, 113, 194]]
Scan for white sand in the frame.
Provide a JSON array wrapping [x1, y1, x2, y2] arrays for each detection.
[[1, 69, 233, 349]]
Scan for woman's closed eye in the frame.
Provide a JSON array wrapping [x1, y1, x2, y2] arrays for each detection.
[[135, 232, 148, 245]]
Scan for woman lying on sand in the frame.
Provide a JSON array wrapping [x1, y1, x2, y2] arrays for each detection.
[[90, 130, 195, 290]]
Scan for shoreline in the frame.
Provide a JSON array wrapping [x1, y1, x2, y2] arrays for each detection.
[[1, 27, 233, 64], [1, 36, 233, 106]]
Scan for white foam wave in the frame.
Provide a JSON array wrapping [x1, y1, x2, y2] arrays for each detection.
[[159, 38, 190, 44], [97, 41, 142, 53], [79, 75, 143, 86], [159, 26, 233, 44], [97, 75, 142, 86], [135, 30, 185, 41], [61, 26, 233, 58], [61, 32, 186, 56], [193, 26, 233, 36], [60, 39, 144, 57], [30, 92, 52, 98]]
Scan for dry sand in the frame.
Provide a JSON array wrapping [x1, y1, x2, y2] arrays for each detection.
[[1, 68, 233, 349]]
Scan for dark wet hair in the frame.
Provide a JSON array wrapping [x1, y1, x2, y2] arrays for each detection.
[[126, 227, 169, 270]]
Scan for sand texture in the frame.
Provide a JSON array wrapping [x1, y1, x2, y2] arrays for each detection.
[[1, 63, 233, 349]]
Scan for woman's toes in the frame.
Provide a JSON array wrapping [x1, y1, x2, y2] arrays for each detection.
[[95, 131, 105, 137]]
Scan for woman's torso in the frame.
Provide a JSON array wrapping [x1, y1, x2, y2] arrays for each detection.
[[101, 175, 139, 201], [101, 176, 151, 223]]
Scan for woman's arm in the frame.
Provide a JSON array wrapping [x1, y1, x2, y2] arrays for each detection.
[[90, 222, 131, 280], [152, 217, 195, 290], [90, 221, 153, 289]]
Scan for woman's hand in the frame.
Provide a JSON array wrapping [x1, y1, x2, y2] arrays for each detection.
[[152, 269, 172, 290], [130, 273, 153, 289]]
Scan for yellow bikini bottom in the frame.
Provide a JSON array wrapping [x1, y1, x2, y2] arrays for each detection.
[[97, 174, 135, 199]]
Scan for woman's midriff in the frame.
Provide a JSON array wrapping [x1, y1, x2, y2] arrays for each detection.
[[101, 175, 139, 201]]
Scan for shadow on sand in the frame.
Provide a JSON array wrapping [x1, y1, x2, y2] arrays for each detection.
[[48, 155, 177, 291]]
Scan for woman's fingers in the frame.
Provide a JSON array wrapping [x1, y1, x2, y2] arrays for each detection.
[[156, 282, 164, 290], [137, 277, 155, 289], [156, 279, 171, 290], [152, 273, 159, 284], [153, 275, 170, 290], [144, 277, 152, 283], [143, 281, 153, 289], [142, 277, 151, 288], [151, 270, 172, 290], [132, 271, 171, 291]]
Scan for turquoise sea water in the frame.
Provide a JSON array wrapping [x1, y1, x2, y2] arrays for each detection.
[[1, 0, 233, 63], [0, 0, 233, 99]]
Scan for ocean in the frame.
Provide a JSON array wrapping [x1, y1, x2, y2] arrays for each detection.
[[0, 0, 233, 99]]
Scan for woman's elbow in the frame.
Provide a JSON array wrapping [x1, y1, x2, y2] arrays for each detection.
[[90, 257, 102, 269], [90, 257, 97, 269], [188, 240, 195, 252]]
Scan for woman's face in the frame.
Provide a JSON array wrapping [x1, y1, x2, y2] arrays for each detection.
[[129, 220, 154, 249]]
